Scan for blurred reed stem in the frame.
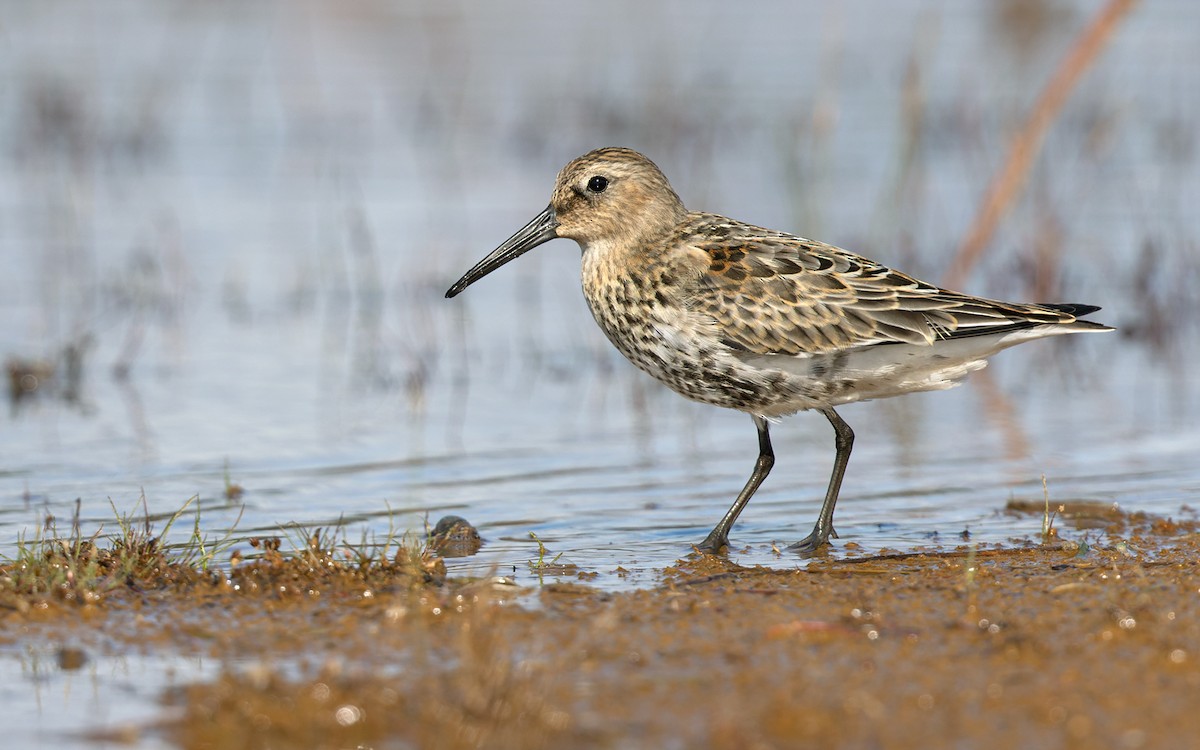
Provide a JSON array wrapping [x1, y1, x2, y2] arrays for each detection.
[[943, 0, 1140, 289]]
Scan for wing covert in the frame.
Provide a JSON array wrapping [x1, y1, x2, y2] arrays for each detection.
[[680, 214, 1073, 356]]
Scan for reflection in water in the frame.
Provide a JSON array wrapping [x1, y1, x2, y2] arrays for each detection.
[[116, 372, 153, 462], [973, 371, 1031, 463]]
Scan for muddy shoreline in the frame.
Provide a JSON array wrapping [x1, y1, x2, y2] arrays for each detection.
[[3, 511, 1197, 749]]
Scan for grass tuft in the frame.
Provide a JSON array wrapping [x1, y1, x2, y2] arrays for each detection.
[[2, 495, 210, 604], [1, 497, 444, 609]]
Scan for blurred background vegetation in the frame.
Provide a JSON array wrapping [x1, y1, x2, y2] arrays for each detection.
[[1, 0, 1196, 564]]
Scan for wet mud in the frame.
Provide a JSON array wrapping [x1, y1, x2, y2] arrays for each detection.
[[3, 510, 1198, 749]]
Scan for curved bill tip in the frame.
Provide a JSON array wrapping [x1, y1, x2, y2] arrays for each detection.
[[445, 205, 558, 298]]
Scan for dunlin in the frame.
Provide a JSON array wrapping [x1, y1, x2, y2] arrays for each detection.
[[446, 148, 1111, 554]]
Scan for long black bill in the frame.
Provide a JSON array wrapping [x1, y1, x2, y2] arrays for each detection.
[[445, 205, 559, 298]]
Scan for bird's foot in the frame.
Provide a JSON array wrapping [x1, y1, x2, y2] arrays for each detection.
[[693, 531, 729, 556], [787, 525, 837, 556]]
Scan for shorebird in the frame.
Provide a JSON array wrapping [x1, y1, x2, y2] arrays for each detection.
[[446, 147, 1111, 554]]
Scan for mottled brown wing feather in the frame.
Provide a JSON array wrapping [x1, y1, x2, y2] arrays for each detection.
[[682, 214, 1077, 356]]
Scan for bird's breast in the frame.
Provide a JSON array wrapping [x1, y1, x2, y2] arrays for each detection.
[[579, 247, 811, 414], [580, 247, 684, 373]]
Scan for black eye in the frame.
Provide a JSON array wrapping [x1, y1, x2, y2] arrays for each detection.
[[587, 175, 609, 193]]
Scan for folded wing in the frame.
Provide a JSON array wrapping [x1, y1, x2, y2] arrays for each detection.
[[683, 214, 1106, 357]]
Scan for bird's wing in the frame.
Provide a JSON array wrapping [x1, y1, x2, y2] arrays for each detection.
[[680, 214, 1080, 357]]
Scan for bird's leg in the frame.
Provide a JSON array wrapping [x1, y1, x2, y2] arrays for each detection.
[[789, 407, 854, 554], [697, 415, 774, 554]]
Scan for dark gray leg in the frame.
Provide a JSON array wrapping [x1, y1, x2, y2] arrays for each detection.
[[789, 407, 854, 554], [697, 415, 773, 553]]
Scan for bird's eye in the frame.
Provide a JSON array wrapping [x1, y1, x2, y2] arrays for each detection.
[[587, 175, 609, 193]]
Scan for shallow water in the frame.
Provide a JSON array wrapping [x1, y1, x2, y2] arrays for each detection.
[[3, 0, 1199, 580], [3, 0, 1199, 588], [0, 648, 211, 750], [2, 0, 1199, 746]]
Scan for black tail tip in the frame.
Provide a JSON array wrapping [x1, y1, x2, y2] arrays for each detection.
[[1043, 303, 1102, 317]]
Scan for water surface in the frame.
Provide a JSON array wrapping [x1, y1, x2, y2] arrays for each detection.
[[1, 0, 1197, 594]]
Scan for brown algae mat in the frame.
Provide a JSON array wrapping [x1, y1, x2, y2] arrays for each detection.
[[2, 511, 1199, 749]]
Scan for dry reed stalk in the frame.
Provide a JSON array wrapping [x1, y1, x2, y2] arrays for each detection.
[[942, 0, 1140, 289]]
